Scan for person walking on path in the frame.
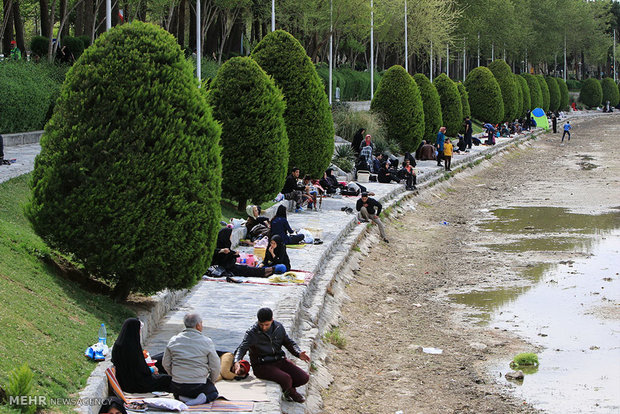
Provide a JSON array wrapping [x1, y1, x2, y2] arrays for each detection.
[[233, 308, 310, 403], [552, 113, 558, 133], [356, 192, 389, 243], [562, 121, 571, 142], [463, 116, 473, 149], [436, 127, 446, 167], [163, 313, 221, 406]]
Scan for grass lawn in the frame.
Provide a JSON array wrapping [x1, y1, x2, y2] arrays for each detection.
[[0, 175, 135, 412]]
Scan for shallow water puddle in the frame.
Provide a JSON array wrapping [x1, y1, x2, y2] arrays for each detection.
[[453, 207, 620, 412]]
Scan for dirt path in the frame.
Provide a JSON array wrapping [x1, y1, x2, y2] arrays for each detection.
[[319, 114, 620, 413]]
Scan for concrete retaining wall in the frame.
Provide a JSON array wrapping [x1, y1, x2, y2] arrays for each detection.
[[1, 131, 43, 147]]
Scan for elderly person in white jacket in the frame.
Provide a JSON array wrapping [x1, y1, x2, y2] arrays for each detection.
[[163, 313, 221, 406]]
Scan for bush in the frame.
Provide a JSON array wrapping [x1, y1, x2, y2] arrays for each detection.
[[332, 144, 356, 172], [456, 81, 471, 119], [371, 65, 424, 152], [77, 35, 91, 49], [513, 75, 523, 119], [208, 57, 288, 210], [0, 61, 67, 134], [510, 352, 539, 368], [566, 79, 581, 91], [521, 73, 542, 110], [26, 21, 222, 300], [29, 36, 49, 59], [545, 77, 560, 112], [556, 77, 569, 110], [316, 67, 382, 101], [61, 36, 85, 60], [579, 78, 603, 108], [332, 107, 387, 144], [464, 66, 503, 124], [536, 74, 550, 112], [488, 60, 518, 122], [6, 364, 36, 413], [600, 77, 619, 107], [252, 30, 334, 178], [433, 73, 462, 137], [413, 73, 442, 143], [515, 74, 530, 117]]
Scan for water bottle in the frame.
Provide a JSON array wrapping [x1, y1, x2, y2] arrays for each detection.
[[98, 323, 107, 345]]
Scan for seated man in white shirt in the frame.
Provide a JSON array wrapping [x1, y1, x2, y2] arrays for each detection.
[[163, 313, 221, 406]]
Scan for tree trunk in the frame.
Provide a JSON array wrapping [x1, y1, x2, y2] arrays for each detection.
[[13, 0, 25, 52], [46, 0, 56, 62], [177, 0, 185, 48], [59, 0, 68, 38], [75, 0, 85, 36], [83, 0, 94, 40], [237, 199, 247, 212], [2, 0, 14, 54], [40, 0, 50, 40], [112, 277, 131, 301], [188, 2, 195, 52], [112, 0, 119, 26]]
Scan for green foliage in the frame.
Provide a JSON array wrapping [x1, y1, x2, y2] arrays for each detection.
[[208, 57, 288, 208], [62, 36, 85, 60], [316, 66, 382, 101], [332, 144, 356, 173], [433, 73, 462, 137], [579, 78, 603, 108], [600, 77, 619, 107], [413, 73, 443, 143], [0, 62, 67, 134], [545, 77, 560, 112], [371, 65, 424, 152], [536, 75, 550, 112], [515, 74, 531, 116], [488, 60, 518, 122], [513, 75, 523, 119], [511, 352, 539, 367], [332, 107, 387, 144], [566, 79, 582, 91], [26, 22, 222, 299], [77, 35, 91, 49], [464, 67, 504, 124], [456, 81, 471, 119], [252, 30, 334, 178], [556, 78, 570, 111], [521, 73, 543, 110], [6, 364, 35, 413], [29, 36, 48, 59], [323, 326, 346, 349]]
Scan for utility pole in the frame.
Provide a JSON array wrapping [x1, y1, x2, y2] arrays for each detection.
[[430, 40, 433, 82], [404, 0, 408, 72], [106, 0, 111, 30], [477, 32, 480, 67], [614, 29, 616, 82], [197, 0, 201, 86], [446, 43, 449, 77], [370, 0, 374, 100], [463, 38, 466, 81], [271, 0, 275, 31], [329, 0, 333, 105], [491, 42, 494, 61], [564, 34, 567, 81]]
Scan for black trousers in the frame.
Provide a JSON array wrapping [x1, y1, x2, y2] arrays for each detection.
[[405, 173, 416, 188], [465, 133, 472, 149], [171, 380, 218, 402]]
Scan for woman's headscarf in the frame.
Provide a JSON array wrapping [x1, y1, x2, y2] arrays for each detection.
[[275, 205, 287, 219], [246, 205, 257, 219], [364, 134, 372, 146], [351, 128, 365, 152], [270, 234, 285, 254], [216, 227, 233, 250], [112, 318, 150, 380], [325, 168, 334, 177], [99, 397, 127, 414]]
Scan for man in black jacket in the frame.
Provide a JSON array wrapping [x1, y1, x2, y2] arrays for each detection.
[[233, 308, 310, 403], [356, 192, 388, 243], [281, 168, 307, 212]]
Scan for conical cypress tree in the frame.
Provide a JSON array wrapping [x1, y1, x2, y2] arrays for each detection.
[[516, 74, 531, 116], [546, 77, 560, 112], [556, 77, 570, 110], [521, 73, 542, 110], [371, 65, 424, 152], [433, 73, 462, 136], [514, 75, 523, 119], [413, 73, 442, 144], [252, 30, 334, 178], [579, 78, 603, 108], [464, 66, 504, 124], [536, 74, 550, 112], [26, 22, 222, 300], [601, 77, 619, 107], [456, 82, 471, 119], [488, 60, 518, 122], [208, 57, 288, 211]]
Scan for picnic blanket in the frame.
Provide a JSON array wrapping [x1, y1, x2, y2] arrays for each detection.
[[203, 270, 314, 286]]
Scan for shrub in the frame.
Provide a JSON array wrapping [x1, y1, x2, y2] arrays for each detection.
[[332, 107, 387, 144], [488, 59, 518, 122], [521, 73, 542, 110], [556, 77, 570, 110], [510, 352, 539, 368], [433, 73, 462, 136], [0, 61, 66, 134], [371, 65, 424, 152], [515, 74, 531, 117], [6, 364, 36, 413], [566, 79, 581, 91], [323, 326, 346, 349], [29, 36, 49, 59], [252, 30, 334, 178], [600, 77, 619, 107], [77, 35, 91, 49], [316, 67, 382, 101], [413, 73, 442, 143], [26, 21, 222, 300], [513, 75, 523, 119], [464, 66, 503, 124], [332, 144, 356, 172], [62, 36, 85, 61], [456, 81, 471, 118], [579, 78, 603, 108], [536, 75, 550, 112], [545, 77, 560, 112], [208, 57, 288, 211]]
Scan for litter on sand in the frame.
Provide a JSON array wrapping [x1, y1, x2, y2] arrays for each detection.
[[422, 347, 443, 354]]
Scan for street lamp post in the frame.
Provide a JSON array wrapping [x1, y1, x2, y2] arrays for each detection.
[[329, 0, 333, 105], [404, 0, 408, 72], [430, 40, 433, 82], [106, 0, 111, 30], [370, 0, 374, 100], [271, 0, 275, 32], [446, 43, 449, 77], [197, 0, 201, 86], [463, 38, 466, 81]]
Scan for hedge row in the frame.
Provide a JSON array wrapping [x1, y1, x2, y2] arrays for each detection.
[[413, 73, 442, 143], [316, 66, 382, 101], [579, 78, 603, 108], [0, 62, 68, 134], [464, 66, 503, 124]]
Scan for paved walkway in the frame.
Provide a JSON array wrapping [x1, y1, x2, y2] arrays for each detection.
[[0, 143, 40, 184]]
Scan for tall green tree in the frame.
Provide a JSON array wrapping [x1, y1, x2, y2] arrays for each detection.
[[413, 73, 442, 144], [521, 73, 542, 110], [488, 60, 518, 122], [465, 66, 504, 124], [545, 77, 560, 112], [208, 57, 288, 211], [251, 30, 334, 178], [536, 74, 550, 112], [556, 77, 570, 111], [579, 77, 603, 108], [515, 74, 530, 117], [601, 77, 619, 107], [371, 65, 424, 152], [433, 73, 462, 137], [26, 22, 222, 300]]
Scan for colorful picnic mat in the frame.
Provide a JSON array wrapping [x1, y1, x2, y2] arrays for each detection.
[[203, 270, 314, 286], [185, 399, 254, 412]]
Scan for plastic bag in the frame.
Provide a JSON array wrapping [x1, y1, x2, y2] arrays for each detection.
[[254, 236, 268, 248], [298, 228, 314, 244], [85, 342, 109, 361]]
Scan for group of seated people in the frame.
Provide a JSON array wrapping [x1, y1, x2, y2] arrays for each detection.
[[108, 308, 310, 410]]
